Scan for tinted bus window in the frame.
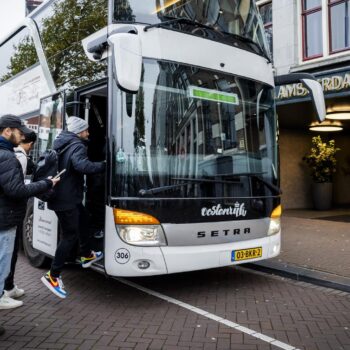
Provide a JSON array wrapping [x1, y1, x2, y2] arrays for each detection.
[[0, 27, 39, 83], [32, 0, 108, 88]]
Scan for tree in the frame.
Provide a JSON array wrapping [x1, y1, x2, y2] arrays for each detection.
[[1, 0, 108, 88], [0, 37, 37, 82]]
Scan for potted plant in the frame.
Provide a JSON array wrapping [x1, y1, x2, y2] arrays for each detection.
[[303, 135, 340, 210]]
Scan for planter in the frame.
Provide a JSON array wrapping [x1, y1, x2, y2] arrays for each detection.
[[312, 182, 333, 210]]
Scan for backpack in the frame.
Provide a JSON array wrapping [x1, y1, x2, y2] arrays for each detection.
[[15, 150, 35, 176], [26, 156, 35, 176], [31, 141, 80, 202]]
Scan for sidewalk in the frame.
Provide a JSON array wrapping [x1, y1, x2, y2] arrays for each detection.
[[247, 208, 350, 292]]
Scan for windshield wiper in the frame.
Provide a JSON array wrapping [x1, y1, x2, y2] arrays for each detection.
[[232, 173, 281, 195], [139, 177, 240, 196], [144, 17, 220, 33]]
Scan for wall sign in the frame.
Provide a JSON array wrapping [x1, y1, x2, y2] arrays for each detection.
[[276, 70, 350, 101]]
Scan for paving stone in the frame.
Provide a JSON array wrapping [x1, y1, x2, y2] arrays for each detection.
[[0, 253, 349, 350]]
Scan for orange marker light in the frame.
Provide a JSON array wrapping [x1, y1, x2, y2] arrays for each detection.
[[114, 208, 160, 225], [270, 205, 282, 219]]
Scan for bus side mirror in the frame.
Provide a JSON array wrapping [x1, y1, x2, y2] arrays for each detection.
[[300, 78, 326, 123], [108, 33, 142, 93], [274, 73, 326, 122]]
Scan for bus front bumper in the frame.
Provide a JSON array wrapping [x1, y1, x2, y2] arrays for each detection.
[[160, 232, 280, 274]]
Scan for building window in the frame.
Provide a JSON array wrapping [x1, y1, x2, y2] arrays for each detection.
[[259, 1, 273, 57], [26, 0, 44, 15], [302, 0, 323, 59], [329, 0, 350, 53]]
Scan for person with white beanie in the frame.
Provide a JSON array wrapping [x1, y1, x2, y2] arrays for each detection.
[[41, 116, 105, 299]]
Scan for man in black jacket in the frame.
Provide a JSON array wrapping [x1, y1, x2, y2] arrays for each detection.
[[0, 115, 59, 336], [0, 131, 38, 309], [41, 116, 105, 299]]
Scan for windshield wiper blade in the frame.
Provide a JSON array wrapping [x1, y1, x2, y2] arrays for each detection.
[[139, 177, 240, 196], [232, 172, 281, 195], [144, 17, 217, 32]]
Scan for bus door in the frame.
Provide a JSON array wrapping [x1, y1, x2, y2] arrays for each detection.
[[77, 85, 107, 254], [32, 93, 64, 257]]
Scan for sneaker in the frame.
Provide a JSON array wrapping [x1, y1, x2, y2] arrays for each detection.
[[81, 251, 103, 268], [41, 271, 67, 299], [93, 230, 104, 239], [0, 295, 23, 309], [0, 326, 5, 336], [4, 285, 24, 299]]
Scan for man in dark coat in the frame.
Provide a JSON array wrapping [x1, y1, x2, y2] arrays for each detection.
[[41, 116, 105, 299], [0, 131, 37, 309], [0, 115, 59, 336]]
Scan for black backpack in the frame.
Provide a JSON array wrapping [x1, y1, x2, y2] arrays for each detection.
[[32, 142, 80, 202], [15, 150, 35, 176]]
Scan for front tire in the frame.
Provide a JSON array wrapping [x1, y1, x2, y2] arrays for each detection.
[[23, 198, 51, 268]]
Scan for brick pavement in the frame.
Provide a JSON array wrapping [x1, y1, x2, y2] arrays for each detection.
[[275, 216, 350, 278], [1, 253, 350, 350], [136, 266, 350, 350], [1, 254, 276, 350]]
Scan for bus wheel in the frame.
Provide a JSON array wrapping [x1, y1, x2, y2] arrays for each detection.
[[22, 198, 51, 268]]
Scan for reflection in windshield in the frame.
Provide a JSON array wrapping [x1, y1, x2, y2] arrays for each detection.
[[111, 59, 277, 199], [114, 0, 269, 57]]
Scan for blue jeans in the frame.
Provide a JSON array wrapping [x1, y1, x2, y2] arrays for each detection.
[[0, 227, 16, 296]]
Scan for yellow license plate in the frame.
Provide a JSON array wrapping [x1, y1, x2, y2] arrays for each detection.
[[231, 247, 262, 261]]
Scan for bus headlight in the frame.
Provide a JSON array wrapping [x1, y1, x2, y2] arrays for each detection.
[[267, 205, 282, 236], [267, 218, 281, 236], [113, 208, 166, 246], [117, 225, 167, 246]]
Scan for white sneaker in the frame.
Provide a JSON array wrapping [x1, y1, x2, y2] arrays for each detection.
[[4, 285, 24, 299], [0, 295, 23, 309]]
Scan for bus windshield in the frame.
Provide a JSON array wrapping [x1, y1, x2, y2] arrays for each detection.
[[111, 59, 278, 199], [113, 0, 269, 58]]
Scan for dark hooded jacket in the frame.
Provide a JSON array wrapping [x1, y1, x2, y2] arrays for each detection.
[[47, 131, 105, 212], [0, 136, 52, 230]]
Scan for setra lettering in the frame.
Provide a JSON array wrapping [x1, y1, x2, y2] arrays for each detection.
[[197, 228, 251, 238]]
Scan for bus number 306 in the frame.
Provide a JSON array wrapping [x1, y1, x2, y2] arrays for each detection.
[[115, 249, 130, 264]]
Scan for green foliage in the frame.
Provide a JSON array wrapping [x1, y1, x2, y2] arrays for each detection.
[[41, 0, 108, 88], [1, 0, 108, 88], [303, 135, 340, 183], [0, 37, 38, 82]]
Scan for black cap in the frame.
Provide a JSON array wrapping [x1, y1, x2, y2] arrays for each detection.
[[0, 114, 32, 134]]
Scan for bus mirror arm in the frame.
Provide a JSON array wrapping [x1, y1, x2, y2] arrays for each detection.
[[108, 32, 142, 94], [274, 73, 326, 122], [84, 25, 138, 61]]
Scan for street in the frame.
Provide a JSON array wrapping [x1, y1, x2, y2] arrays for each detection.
[[0, 253, 349, 350]]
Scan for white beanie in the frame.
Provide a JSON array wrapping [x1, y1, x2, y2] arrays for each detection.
[[67, 116, 88, 134]]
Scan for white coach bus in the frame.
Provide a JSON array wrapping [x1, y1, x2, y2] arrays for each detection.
[[0, 0, 325, 276]]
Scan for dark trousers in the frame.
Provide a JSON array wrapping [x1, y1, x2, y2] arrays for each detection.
[[4, 225, 20, 291], [50, 204, 91, 277]]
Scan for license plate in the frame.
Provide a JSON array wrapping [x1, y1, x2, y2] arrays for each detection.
[[231, 247, 262, 262]]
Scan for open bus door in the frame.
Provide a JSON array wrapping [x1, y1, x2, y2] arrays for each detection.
[[76, 85, 107, 257], [23, 86, 108, 268], [23, 93, 64, 267]]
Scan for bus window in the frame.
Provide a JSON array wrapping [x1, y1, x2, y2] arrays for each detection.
[[36, 94, 64, 157], [111, 59, 278, 199], [0, 27, 39, 83]]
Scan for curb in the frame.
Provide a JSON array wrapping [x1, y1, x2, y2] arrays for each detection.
[[245, 260, 350, 293]]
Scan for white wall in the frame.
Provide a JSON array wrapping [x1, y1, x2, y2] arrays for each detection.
[[272, 0, 298, 75]]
